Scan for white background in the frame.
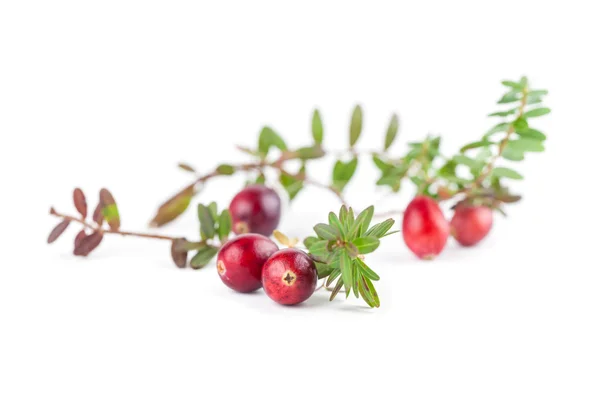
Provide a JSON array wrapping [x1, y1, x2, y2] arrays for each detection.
[[1, 1, 599, 399]]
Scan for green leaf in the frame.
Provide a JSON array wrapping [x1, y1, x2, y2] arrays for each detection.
[[216, 164, 235, 175], [453, 155, 484, 170], [485, 122, 510, 136], [339, 250, 353, 294], [328, 212, 345, 239], [349, 105, 363, 147], [218, 210, 232, 242], [208, 202, 218, 221], [488, 109, 517, 117], [332, 157, 358, 193], [258, 126, 287, 157], [190, 246, 219, 269], [303, 236, 318, 249], [345, 207, 355, 232], [351, 262, 360, 298], [312, 109, 323, 145], [316, 262, 333, 279], [314, 223, 339, 240], [523, 107, 551, 118], [149, 187, 194, 227], [515, 127, 546, 141], [528, 89, 548, 97], [295, 146, 325, 160], [501, 147, 525, 161], [350, 206, 374, 238], [326, 268, 341, 287], [513, 117, 528, 131], [372, 155, 392, 172], [102, 204, 120, 228], [279, 171, 304, 201], [460, 140, 491, 153], [197, 204, 215, 240], [365, 218, 395, 238], [497, 91, 521, 104], [356, 258, 380, 281], [359, 276, 380, 308], [384, 114, 399, 151], [506, 138, 545, 153], [308, 240, 330, 258], [352, 236, 380, 254], [492, 167, 524, 180], [329, 278, 344, 301], [255, 173, 266, 185], [501, 80, 523, 89]]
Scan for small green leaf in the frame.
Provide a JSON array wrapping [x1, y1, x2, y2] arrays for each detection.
[[309, 240, 330, 258], [351, 262, 360, 298], [460, 140, 491, 153], [102, 204, 120, 229], [350, 206, 374, 238], [507, 138, 545, 153], [384, 114, 399, 151], [488, 109, 517, 117], [197, 204, 215, 240], [295, 146, 325, 160], [314, 223, 339, 240], [501, 146, 525, 161], [312, 109, 323, 145], [329, 278, 344, 301], [208, 202, 218, 221], [279, 171, 304, 201], [352, 236, 380, 254], [365, 218, 395, 238], [356, 258, 380, 281], [498, 91, 521, 104], [349, 105, 363, 147], [453, 155, 484, 170], [218, 210, 232, 242], [372, 155, 392, 172], [258, 126, 287, 157], [523, 107, 551, 118], [303, 236, 318, 249], [359, 276, 380, 308], [485, 122, 510, 136], [328, 212, 345, 239], [492, 167, 524, 180], [514, 127, 546, 141], [501, 80, 523, 89], [332, 157, 358, 192], [326, 268, 341, 287], [528, 89, 548, 97], [316, 262, 333, 279], [339, 250, 353, 294], [255, 173, 266, 185], [216, 164, 235, 175], [190, 246, 219, 269]]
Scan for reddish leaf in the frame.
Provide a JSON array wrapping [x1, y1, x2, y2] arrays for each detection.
[[99, 188, 120, 230], [73, 232, 104, 256], [74, 229, 86, 248], [93, 203, 104, 225], [170, 238, 188, 268], [73, 188, 87, 218], [47, 220, 70, 243], [149, 187, 194, 227]]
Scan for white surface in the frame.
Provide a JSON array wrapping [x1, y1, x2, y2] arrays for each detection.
[[1, 1, 599, 399]]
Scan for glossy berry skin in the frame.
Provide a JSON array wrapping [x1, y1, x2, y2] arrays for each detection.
[[262, 248, 318, 305], [402, 195, 450, 260], [229, 185, 281, 236], [450, 205, 493, 247], [216, 233, 279, 293]]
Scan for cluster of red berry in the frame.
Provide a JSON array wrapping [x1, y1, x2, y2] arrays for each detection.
[[403, 196, 493, 259]]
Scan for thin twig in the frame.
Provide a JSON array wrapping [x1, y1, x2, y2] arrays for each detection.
[[50, 208, 179, 241]]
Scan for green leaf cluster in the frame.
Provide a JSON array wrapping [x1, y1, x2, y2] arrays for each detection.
[[192, 202, 232, 268], [304, 205, 396, 308]]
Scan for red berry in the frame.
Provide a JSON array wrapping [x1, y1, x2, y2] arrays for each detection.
[[216, 233, 279, 293], [262, 248, 318, 305], [402, 195, 449, 260], [450, 205, 493, 246], [229, 185, 281, 236]]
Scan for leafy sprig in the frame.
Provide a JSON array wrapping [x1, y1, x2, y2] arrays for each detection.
[[303, 205, 396, 308]]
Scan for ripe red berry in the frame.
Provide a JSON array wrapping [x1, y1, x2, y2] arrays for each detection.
[[450, 204, 493, 246], [229, 185, 281, 236], [216, 233, 279, 293], [402, 195, 450, 260], [262, 248, 318, 305]]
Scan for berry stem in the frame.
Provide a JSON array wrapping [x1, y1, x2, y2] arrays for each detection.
[[50, 208, 181, 241]]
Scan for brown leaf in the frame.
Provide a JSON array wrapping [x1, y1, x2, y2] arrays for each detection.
[[99, 188, 120, 230], [170, 238, 188, 268], [73, 188, 87, 218], [177, 163, 196, 173], [149, 187, 194, 227], [74, 229, 86, 248], [93, 203, 104, 225], [73, 232, 104, 256], [47, 220, 71, 243]]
